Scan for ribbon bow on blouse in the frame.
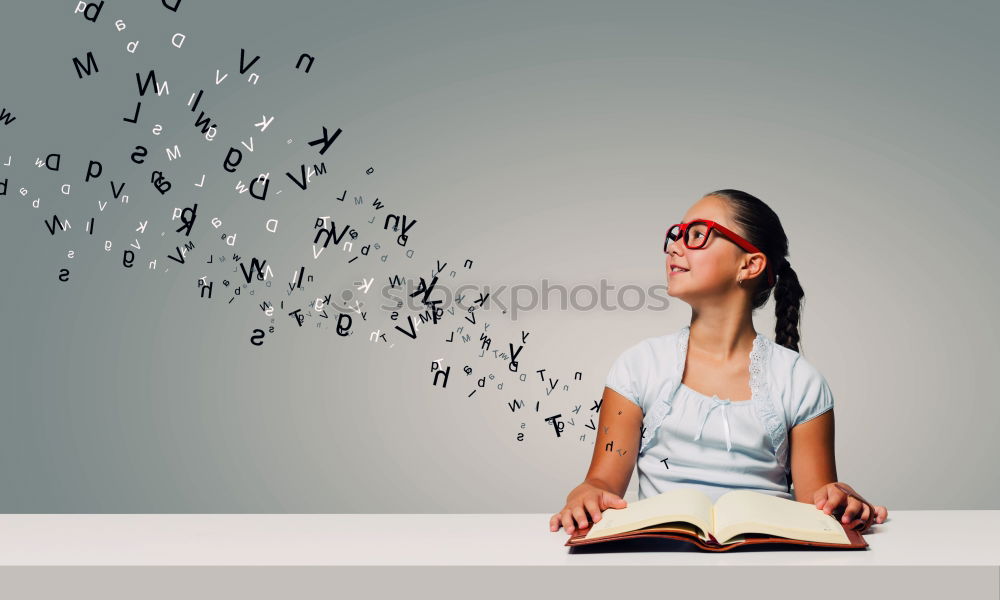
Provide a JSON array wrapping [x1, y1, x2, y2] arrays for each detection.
[[693, 397, 733, 452]]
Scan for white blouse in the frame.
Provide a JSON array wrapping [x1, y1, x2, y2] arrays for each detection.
[[605, 325, 835, 502]]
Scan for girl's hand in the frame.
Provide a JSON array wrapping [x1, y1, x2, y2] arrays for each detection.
[[549, 482, 628, 534], [813, 482, 888, 532]]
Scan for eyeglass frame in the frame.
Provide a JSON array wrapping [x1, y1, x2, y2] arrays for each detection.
[[664, 219, 776, 287]]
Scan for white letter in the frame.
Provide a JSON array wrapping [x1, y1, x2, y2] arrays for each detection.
[[254, 115, 273, 131]]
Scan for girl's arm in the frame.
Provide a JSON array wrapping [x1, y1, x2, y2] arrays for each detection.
[[550, 386, 641, 533], [581, 386, 643, 498], [788, 409, 837, 503], [790, 410, 889, 530]]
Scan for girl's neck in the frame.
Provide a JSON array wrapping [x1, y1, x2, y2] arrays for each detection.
[[688, 314, 757, 362]]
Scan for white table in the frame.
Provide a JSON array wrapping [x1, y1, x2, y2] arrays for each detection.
[[1, 512, 997, 599]]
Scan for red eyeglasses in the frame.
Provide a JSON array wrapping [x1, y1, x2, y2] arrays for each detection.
[[664, 219, 776, 286]]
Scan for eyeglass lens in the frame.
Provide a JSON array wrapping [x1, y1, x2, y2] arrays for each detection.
[[665, 222, 710, 251]]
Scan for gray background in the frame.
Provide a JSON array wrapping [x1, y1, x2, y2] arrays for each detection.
[[1, 0, 997, 513]]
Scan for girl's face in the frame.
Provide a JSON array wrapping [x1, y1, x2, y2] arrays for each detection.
[[665, 195, 762, 301]]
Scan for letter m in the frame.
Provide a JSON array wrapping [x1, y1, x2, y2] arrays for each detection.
[[73, 51, 99, 79]]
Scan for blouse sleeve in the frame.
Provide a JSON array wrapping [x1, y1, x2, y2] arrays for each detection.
[[605, 343, 644, 411], [788, 355, 835, 428]]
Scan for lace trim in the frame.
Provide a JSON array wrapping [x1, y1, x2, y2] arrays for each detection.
[[637, 328, 689, 454], [751, 335, 789, 472], [639, 326, 689, 454], [679, 325, 690, 369]]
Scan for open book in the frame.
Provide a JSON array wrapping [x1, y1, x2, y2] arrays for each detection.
[[565, 488, 868, 551]]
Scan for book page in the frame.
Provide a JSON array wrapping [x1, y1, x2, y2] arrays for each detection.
[[632, 522, 706, 539], [584, 487, 714, 540], [712, 490, 851, 545]]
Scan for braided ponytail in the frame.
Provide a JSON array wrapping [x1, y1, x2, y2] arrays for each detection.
[[704, 189, 806, 353], [773, 259, 805, 353]]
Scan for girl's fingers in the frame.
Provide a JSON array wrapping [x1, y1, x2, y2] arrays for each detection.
[[561, 510, 576, 534], [842, 496, 864, 524], [823, 485, 848, 515], [850, 502, 872, 530], [583, 497, 604, 524], [863, 502, 877, 529], [551, 513, 567, 531], [813, 487, 829, 509]]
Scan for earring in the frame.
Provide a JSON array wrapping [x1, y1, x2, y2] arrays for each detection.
[[737, 276, 743, 285]]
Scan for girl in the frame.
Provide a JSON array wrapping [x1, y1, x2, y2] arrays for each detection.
[[550, 189, 888, 536]]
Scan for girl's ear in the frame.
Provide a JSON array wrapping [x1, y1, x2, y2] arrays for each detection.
[[747, 253, 768, 280]]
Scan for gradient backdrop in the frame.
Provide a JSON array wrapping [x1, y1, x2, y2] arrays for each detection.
[[1, 0, 997, 513]]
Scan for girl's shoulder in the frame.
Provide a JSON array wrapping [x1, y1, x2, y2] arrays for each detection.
[[767, 341, 829, 387], [611, 327, 688, 371], [766, 341, 835, 428], [605, 327, 688, 414]]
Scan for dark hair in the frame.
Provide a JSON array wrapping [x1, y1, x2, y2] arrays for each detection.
[[704, 189, 805, 354]]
